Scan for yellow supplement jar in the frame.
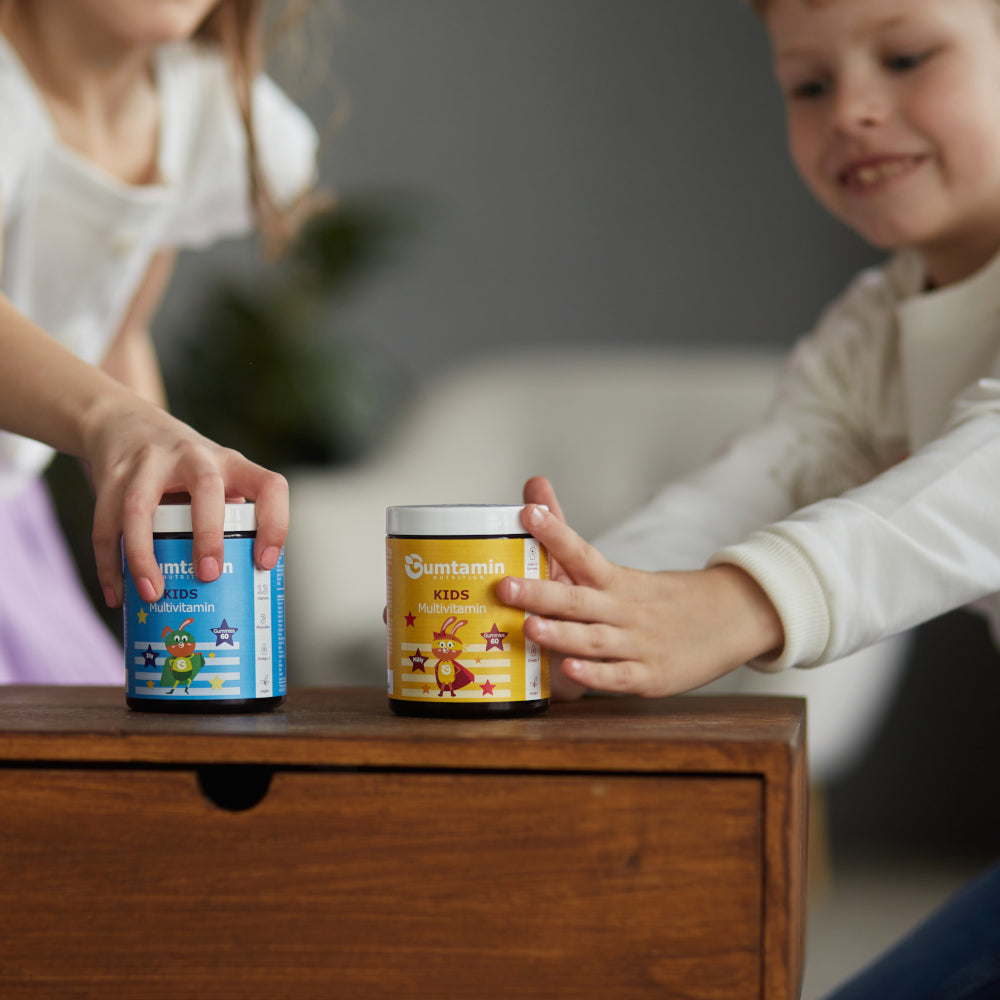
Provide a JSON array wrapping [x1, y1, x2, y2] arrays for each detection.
[[386, 504, 550, 718]]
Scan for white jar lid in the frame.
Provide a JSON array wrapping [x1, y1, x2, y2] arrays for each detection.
[[386, 504, 545, 537], [152, 502, 257, 534]]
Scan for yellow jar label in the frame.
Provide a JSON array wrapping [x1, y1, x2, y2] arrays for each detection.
[[386, 536, 549, 704]]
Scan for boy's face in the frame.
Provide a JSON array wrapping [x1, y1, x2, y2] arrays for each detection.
[[767, 0, 1000, 282]]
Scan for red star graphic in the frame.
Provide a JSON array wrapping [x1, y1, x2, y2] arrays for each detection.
[[481, 622, 508, 651], [405, 612, 416, 627], [410, 649, 428, 672], [481, 679, 496, 696]]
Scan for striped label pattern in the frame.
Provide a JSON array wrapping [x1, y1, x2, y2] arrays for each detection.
[[124, 537, 285, 702], [386, 536, 549, 703]]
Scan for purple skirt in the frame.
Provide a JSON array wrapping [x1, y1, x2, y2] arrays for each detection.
[[0, 478, 123, 685]]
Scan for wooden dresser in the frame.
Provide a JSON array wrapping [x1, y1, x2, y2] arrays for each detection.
[[0, 686, 806, 999]]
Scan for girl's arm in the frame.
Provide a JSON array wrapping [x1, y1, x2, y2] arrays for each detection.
[[0, 290, 287, 610], [99, 250, 176, 407]]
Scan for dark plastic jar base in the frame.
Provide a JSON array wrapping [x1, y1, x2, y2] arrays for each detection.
[[389, 697, 549, 719], [126, 695, 285, 714]]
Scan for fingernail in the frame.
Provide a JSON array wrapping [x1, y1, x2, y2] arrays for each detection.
[[504, 577, 520, 599], [198, 557, 220, 581], [103, 586, 119, 608], [138, 578, 158, 603], [523, 505, 542, 527], [259, 547, 280, 570]]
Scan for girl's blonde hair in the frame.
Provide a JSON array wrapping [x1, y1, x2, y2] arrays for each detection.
[[0, 0, 319, 252], [197, 0, 321, 254]]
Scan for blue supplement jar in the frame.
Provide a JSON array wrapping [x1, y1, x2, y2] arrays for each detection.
[[124, 502, 285, 713]]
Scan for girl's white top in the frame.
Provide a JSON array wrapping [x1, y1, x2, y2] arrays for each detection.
[[0, 34, 318, 495], [596, 247, 1000, 671]]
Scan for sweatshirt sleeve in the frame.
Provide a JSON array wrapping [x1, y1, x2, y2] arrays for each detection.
[[593, 417, 825, 572], [596, 265, 902, 571], [711, 377, 1000, 671], [596, 261, 947, 673]]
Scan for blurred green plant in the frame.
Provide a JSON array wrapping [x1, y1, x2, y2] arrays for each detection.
[[165, 191, 416, 468], [47, 191, 416, 635]]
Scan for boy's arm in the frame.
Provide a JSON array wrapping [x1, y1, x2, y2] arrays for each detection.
[[498, 482, 783, 698], [514, 369, 1000, 692], [708, 399, 1000, 670], [590, 267, 905, 580]]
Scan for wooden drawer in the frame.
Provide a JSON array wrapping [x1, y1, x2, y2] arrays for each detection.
[[0, 687, 806, 999]]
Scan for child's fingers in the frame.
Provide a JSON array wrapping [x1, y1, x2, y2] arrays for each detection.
[[523, 615, 642, 665], [92, 487, 126, 608], [550, 656, 589, 701], [248, 469, 289, 571], [523, 476, 566, 523], [561, 657, 665, 698], [117, 478, 164, 605], [522, 477, 573, 585], [524, 476, 569, 580], [497, 575, 617, 624], [520, 503, 613, 589], [188, 467, 227, 583], [219, 456, 288, 571]]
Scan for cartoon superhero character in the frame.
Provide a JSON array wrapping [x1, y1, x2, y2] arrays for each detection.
[[431, 616, 475, 697], [159, 618, 205, 693]]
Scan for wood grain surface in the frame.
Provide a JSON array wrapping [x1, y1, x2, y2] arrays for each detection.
[[0, 686, 806, 999], [0, 685, 804, 772]]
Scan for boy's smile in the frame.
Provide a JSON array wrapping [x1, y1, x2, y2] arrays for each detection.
[[838, 153, 926, 193], [766, 0, 1000, 286]]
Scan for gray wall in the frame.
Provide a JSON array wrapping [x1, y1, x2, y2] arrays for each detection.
[[155, 0, 880, 376]]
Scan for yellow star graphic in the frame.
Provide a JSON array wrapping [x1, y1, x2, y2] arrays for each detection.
[[146, 680, 154, 688], [209, 652, 216, 660], [210, 675, 224, 690], [137, 609, 148, 624]]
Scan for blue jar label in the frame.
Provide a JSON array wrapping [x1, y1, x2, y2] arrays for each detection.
[[124, 536, 285, 702]]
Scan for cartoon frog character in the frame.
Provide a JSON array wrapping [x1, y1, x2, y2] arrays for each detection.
[[159, 618, 205, 693]]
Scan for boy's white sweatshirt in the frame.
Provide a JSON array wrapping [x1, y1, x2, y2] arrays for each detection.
[[596, 249, 1000, 670]]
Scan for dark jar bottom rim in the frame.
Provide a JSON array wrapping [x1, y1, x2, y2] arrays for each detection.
[[126, 695, 285, 714], [388, 697, 549, 719]]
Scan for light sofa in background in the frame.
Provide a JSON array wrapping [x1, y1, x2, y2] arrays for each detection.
[[286, 346, 911, 786]]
